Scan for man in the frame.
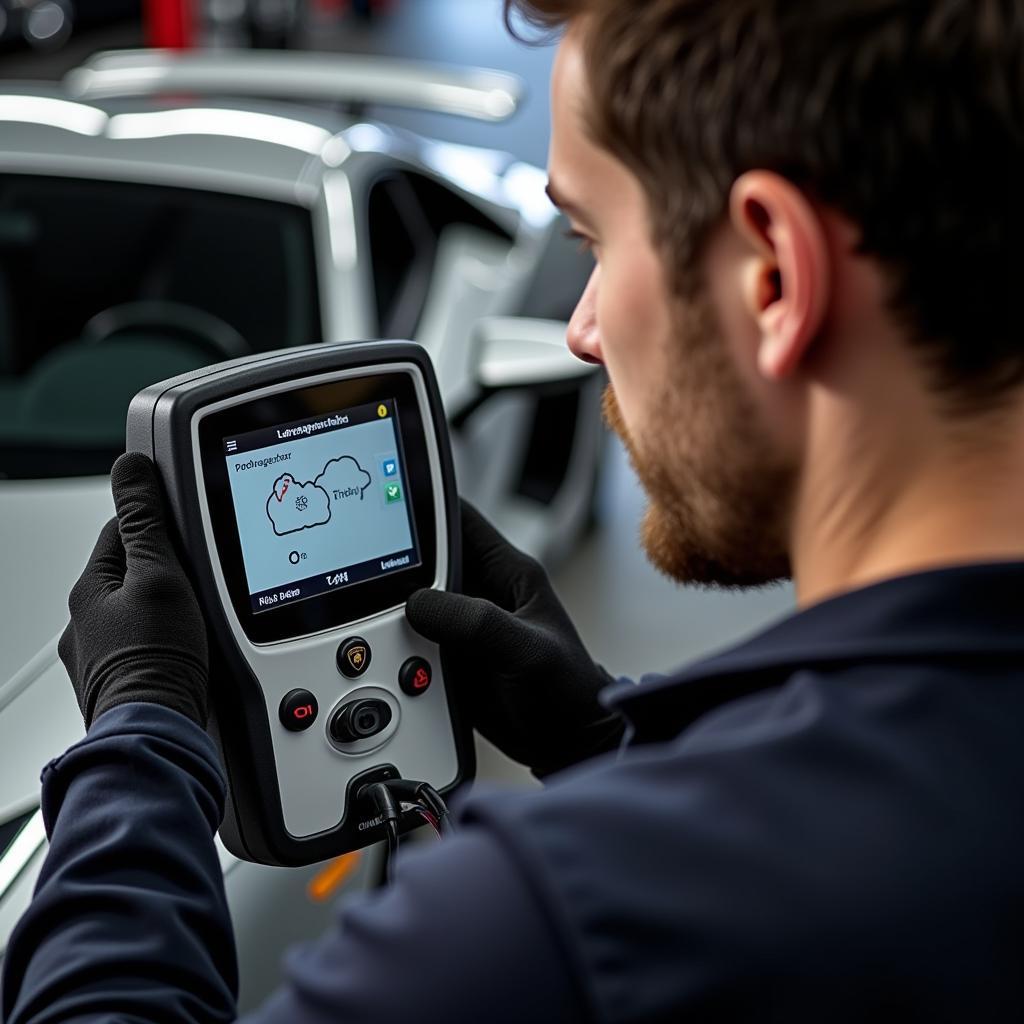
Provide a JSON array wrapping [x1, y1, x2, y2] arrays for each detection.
[[4, 0, 1024, 1019]]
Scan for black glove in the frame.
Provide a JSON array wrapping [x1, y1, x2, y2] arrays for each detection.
[[58, 452, 209, 730], [406, 502, 624, 777]]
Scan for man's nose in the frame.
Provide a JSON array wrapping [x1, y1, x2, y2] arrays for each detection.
[[566, 268, 603, 365]]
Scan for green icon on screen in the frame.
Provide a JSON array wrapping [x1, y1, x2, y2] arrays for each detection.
[[385, 482, 403, 504]]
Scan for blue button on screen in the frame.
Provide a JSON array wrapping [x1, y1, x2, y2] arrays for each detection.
[[382, 458, 398, 477]]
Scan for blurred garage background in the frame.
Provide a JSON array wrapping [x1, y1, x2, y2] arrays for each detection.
[[0, 0, 793, 684]]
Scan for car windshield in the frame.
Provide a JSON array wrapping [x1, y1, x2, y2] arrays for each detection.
[[0, 175, 321, 480]]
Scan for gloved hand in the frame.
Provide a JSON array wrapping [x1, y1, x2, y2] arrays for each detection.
[[406, 502, 624, 777], [58, 452, 209, 730]]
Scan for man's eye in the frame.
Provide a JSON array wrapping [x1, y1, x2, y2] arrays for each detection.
[[564, 228, 594, 254]]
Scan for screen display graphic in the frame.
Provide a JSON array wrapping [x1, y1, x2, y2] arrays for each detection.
[[223, 399, 420, 613]]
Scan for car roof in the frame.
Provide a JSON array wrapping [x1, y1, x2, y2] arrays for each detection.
[[0, 46, 549, 230], [0, 79, 528, 215], [0, 81, 362, 203]]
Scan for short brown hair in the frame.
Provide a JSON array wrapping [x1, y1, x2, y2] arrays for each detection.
[[507, 0, 1024, 410]]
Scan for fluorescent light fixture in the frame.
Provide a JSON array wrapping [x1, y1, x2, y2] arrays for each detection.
[[107, 109, 332, 155], [0, 96, 107, 136], [0, 809, 45, 899]]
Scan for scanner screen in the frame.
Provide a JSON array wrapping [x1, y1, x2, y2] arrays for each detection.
[[222, 398, 421, 614]]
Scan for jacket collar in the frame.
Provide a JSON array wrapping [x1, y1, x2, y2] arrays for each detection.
[[604, 561, 1024, 742]]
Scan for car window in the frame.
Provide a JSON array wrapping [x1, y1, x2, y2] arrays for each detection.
[[0, 176, 321, 480], [367, 170, 512, 340]]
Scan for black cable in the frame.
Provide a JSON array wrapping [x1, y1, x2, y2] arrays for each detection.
[[360, 782, 400, 883], [418, 783, 454, 836], [383, 820, 399, 882], [359, 779, 454, 884]]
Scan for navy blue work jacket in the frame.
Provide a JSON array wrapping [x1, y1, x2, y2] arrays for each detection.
[[4, 561, 1024, 1022]]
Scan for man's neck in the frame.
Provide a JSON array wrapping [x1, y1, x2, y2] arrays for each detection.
[[791, 401, 1024, 608]]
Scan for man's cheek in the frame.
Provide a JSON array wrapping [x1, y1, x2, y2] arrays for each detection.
[[598, 279, 665, 427]]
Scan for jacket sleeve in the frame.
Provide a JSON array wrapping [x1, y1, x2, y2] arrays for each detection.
[[1, 703, 587, 1024], [1, 703, 238, 1023]]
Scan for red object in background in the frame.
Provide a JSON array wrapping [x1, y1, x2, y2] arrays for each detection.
[[144, 0, 195, 48]]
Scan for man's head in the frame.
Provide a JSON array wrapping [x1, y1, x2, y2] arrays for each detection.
[[508, 0, 1024, 593]]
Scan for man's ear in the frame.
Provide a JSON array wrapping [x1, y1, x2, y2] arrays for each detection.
[[729, 171, 830, 380]]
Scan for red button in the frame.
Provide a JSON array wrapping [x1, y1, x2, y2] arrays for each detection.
[[399, 657, 433, 696], [280, 689, 319, 731]]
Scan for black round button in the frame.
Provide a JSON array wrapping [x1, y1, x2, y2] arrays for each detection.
[[330, 698, 393, 744], [280, 689, 318, 732], [399, 656, 433, 696], [337, 637, 371, 679]]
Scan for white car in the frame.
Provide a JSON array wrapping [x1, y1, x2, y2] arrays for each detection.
[[0, 48, 601, 1010]]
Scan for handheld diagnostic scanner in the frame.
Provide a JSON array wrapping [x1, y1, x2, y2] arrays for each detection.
[[126, 342, 472, 866]]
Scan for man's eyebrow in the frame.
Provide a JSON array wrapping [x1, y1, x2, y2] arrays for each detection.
[[545, 181, 566, 208], [545, 181, 591, 223]]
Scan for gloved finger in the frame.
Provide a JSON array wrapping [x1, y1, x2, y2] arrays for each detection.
[[406, 587, 517, 651], [460, 501, 542, 605], [110, 452, 180, 576], [68, 517, 126, 612]]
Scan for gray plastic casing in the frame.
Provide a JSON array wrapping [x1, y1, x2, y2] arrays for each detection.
[[126, 341, 471, 866]]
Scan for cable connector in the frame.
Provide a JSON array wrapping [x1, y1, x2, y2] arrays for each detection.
[[356, 778, 454, 884], [381, 779, 453, 836]]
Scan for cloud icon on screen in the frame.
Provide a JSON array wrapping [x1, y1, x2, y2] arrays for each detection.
[[315, 456, 372, 502], [266, 474, 332, 536]]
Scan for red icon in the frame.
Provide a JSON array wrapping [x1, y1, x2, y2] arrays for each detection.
[[399, 657, 432, 696], [280, 689, 317, 730]]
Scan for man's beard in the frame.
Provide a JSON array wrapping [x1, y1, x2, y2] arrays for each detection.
[[603, 295, 795, 588]]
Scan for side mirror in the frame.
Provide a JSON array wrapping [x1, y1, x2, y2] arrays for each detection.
[[472, 317, 597, 391]]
